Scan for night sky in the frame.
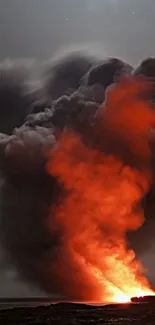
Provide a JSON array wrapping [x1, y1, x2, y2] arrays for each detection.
[[1, 0, 155, 64]]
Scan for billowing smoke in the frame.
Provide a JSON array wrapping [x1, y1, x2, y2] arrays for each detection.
[[1, 50, 155, 301]]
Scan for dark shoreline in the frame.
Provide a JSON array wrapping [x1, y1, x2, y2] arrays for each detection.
[[0, 301, 155, 324]]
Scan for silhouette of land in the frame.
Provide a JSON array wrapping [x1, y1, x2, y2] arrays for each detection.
[[0, 301, 155, 324], [131, 295, 155, 303]]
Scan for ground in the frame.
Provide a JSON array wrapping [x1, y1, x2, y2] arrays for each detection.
[[0, 302, 155, 324]]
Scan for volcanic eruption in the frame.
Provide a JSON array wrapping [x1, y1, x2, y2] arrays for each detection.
[[46, 77, 155, 303], [0, 52, 155, 304]]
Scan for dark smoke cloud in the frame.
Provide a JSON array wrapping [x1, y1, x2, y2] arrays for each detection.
[[42, 50, 99, 101], [83, 58, 133, 88], [133, 57, 155, 80], [1, 49, 155, 297], [0, 126, 61, 294], [0, 59, 39, 134], [0, 58, 57, 136]]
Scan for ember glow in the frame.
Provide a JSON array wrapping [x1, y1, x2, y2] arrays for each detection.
[[47, 78, 155, 303]]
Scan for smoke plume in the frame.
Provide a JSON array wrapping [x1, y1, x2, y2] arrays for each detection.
[[1, 50, 155, 301]]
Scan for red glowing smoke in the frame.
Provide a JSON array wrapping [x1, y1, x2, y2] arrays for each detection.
[[47, 77, 155, 303]]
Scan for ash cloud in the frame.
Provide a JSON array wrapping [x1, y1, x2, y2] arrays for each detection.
[[0, 59, 39, 134], [1, 49, 155, 298]]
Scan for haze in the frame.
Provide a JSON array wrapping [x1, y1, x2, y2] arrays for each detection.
[[1, 0, 155, 64]]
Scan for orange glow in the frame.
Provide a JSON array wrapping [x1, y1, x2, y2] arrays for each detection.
[[47, 77, 155, 303]]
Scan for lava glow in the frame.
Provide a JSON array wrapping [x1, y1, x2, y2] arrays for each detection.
[[47, 77, 155, 303]]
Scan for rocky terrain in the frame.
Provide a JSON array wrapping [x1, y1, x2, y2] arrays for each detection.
[[0, 302, 155, 324]]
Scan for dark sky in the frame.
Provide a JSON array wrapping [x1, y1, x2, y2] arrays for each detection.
[[1, 0, 155, 298], [0, 0, 155, 64]]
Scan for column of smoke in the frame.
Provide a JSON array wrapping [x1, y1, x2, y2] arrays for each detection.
[[46, 78, 155, 302], [0, 50, 155, 301]]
